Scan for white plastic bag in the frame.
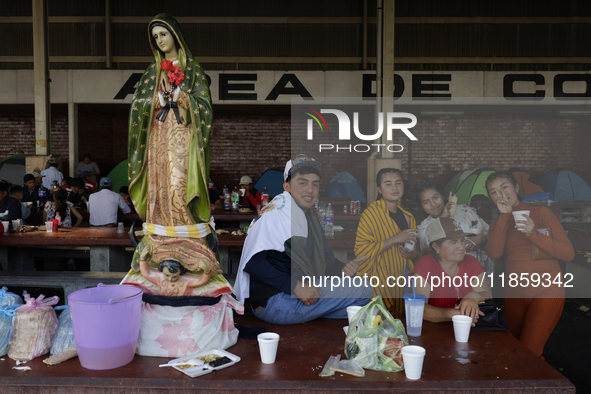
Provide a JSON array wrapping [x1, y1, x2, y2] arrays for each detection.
[[50, 306, 75, 355], [8, 292, 59, 361]]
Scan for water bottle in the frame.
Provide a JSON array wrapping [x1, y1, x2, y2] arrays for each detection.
[[324, 203, 334, 237], [223, 185, 231, 211], [231, 187, 240, 212], [318, 201, 326, 230], [261, 187, 270, 206]]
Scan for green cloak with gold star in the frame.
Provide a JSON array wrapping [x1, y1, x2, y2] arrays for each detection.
[[127, 13, 213, 224]]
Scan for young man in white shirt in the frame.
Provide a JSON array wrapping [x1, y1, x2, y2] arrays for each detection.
[[88, 177, 131, 227]]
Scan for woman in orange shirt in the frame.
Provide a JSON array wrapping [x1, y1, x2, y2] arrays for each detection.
[[485, 171, 574, 358]]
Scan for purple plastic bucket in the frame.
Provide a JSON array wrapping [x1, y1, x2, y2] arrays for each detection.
[[68, 284, 142, 370]]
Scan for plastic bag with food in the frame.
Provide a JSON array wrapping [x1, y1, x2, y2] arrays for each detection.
[[0, 287, 23, 309], [50, 305, 76, 355], [344, 296, 408, 372], [7, 292, 60, 361]]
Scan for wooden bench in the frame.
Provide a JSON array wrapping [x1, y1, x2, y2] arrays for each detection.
[[1, 271, 127, 300], [0, 316, 574, 393]]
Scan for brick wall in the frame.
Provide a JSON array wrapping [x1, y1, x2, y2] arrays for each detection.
[[0, 111, 69, 175], [396, 115, 591, 190], [209, 115, 291, 191], [1, 111, 590, 197]]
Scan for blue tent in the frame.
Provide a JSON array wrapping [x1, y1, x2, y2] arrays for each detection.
[[537, 169, 591, 201], [254, 169, 284, 199], [0, 154, 27, 185], [325, 172, 366, 203]]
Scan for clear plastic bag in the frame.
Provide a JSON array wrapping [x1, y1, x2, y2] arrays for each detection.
[[0, 287, 23, 309], [7, 292, 60, 361], [319, 354, 340, 377], [344, 296, 408, 372], [0, 305, 18, 357], [330, 359, 366, 377], [50, 306, 75, 355]]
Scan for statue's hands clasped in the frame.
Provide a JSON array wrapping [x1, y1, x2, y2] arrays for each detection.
[[158, 86, 181, 107]]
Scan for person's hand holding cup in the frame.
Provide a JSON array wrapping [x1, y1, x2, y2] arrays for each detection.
[[512, 210, 530, 232]]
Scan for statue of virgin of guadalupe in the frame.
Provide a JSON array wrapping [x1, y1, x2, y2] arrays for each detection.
[[128, 13, 211, 226], [123, 14, 231, 298]]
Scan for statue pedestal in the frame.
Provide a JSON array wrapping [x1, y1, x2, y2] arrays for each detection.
[[136, 294, 242, 357]]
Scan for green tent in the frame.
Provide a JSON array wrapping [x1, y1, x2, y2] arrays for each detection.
[[443, 168, 496, 206], [106, 159, 129, 193]]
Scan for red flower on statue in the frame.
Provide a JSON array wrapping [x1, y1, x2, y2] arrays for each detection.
[[168, 66, 185, 85], [160, 60, 175, 72]]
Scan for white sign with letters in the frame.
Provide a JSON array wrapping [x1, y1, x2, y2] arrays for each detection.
[[0, 70, 589, 105]]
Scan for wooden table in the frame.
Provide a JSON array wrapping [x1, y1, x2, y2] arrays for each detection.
[[0, 316, 574, 393], [0, 227, 132, 272]]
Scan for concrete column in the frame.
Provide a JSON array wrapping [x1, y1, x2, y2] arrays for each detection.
[[105, 0, 111, 68], [68, 102, 78, 176], [90, 246, 129, 272], [380, 0, 395, 157], [32, 0, 51, 155]]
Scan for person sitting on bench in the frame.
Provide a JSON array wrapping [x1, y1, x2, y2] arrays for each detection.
[[88, 177, 130, 227], [234, 154, 371, 325]]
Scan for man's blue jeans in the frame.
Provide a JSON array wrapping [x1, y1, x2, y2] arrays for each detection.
[[253, 282, 373, 325]]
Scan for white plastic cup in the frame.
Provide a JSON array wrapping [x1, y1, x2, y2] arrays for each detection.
[[240, 188, 246, 197], [404, 231, 417, 250], [1, 221, 9, 235], [257, 332, 280, 364], [46, 221, 53, 232], [452, 315, 472, 342], [404, 239, 415, 251], [346, 306, 362, 323], [117, 222, 124, 233], [403, 293, 426, 337], [512, 210, 530, 228], [401, 345, 426, 380]]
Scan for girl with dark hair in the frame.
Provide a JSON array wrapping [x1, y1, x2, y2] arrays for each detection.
[[354, 168, 418, 317], [43, 188, 83, 227], [485, 171, 574, 358], [415, 180, 494, 282]]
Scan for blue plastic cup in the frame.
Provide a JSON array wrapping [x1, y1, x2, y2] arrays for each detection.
[[403, 293, 427, 337]]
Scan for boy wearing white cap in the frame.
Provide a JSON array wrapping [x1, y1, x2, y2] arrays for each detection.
[[234, 154, 371, 325], [41, 157, 64, 189]]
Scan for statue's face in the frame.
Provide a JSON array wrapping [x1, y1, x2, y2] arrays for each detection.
[[162, 266, 181, 283], [152, 26, 175, 55]]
